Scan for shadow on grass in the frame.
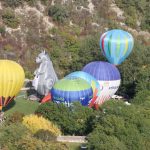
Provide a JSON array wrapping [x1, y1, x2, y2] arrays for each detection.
[[3, 100, 16, 112]]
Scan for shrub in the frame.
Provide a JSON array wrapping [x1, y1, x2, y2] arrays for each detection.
[[0, 26, 6, 36], [34, 129, 57, 142], [5, 111, 24, 125], [22, 114, 61, 135], [17, 134, 69, 150], [48, 5, 69, 23], [3, 0, 23, 8], [0, 123, 29, 149], [24, 69, 34, 79], [2, 8, 20, 28], [0, 123, 67, 150], [24, 0, 37, 6]]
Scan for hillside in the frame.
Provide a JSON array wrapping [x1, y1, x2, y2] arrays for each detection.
[[0, 1, 150, 149], [0, 0, 149, 85]]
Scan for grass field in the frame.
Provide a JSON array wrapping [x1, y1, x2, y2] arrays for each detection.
[[65, 142, 81, 150], [3, 91, 39, 116]]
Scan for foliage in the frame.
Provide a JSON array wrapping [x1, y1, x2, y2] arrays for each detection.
[[141, 11, 150, 31], [48, 5, 69, 23], [5, 111, 24, 125], [132, 90, 150, 105], [2, 8, 20, 28], [0, 123, 29, 150], [49, 28, 81, 77], [50, 32, 105, 77], [115, 0, 150, 31], [118, 40, 150, 98], [24, 68, 34, 79], [22, 114, 61, 135], [0, 123, 68, 150], [87, 132, 127, 150], [135, 66, 150, 93], [87, 100, 150, 150], [73, 0, 89, 7], [17, 134, 69, 150], [75, 34, 105, 70], [66, 142, 81, 150], [0, 26, 6, 36], [34, 129, 57, 142], [35, 102, 95, 135], [24, 0, 37, 6], [2, 0, 23, 8]]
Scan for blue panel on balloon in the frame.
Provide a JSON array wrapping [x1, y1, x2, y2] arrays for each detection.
[[51, 88, 93, 106], [82, 61, 120, 81]]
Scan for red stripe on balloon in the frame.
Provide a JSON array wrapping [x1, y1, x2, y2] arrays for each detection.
[[4, 97, 10, 106], [102, 34, 107, 55], [2, 97, 5, 106], [89, 96, 97, 108], [5, 96, 15, 106], [0, 97, 2, 107]]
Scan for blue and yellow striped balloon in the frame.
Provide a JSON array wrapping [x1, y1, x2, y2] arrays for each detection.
[[100, 29, 134, 65]]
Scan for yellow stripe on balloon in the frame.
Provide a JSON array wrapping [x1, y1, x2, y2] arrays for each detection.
[[91, 81, 96, 93], [116, 36, 121, 58], [123, 37, 128, 55]]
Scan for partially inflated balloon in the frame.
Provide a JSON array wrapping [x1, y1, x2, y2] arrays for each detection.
[[66, 71, 100, 95], [100, 29, 134, 65], [0, 60, 25, 110], [82, 61, 121, 106], [51, 77, 93, 106], [66, 71, 100, 107]]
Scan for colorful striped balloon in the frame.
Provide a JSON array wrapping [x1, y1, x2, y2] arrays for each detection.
[[100, 29, 134, 65]]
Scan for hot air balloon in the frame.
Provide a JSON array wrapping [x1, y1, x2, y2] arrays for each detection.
[[0, 60, 25, 111], [51, 77, 93, 106], [82, 61, 121, 106], [66, 71, 100, 107], [100, 29, 134, 65]]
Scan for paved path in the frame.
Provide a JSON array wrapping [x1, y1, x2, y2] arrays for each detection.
[[57, 136, 87, 143]]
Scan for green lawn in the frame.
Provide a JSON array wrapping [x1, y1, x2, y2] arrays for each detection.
[[3, 91, 39, 116], [66, 142, 81, 150]]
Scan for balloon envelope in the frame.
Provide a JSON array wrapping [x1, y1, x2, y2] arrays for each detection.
[[0, 60, 25, 110], [66, 71, 100, 96], [66, 71, 100, 107], [100, 29, 134, 65], [51, 77, 93, 106], [82, 61, 121, 105]]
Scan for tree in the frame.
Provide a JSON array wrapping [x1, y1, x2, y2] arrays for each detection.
[[135, 67, 150, 93], [87, 100, 150, 150], [48, 5, 69, 23], [35, 102, 95, 135], [118, 40, 150, 98], [132, 90, 150, 105], [0, 123, 29, 149]]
